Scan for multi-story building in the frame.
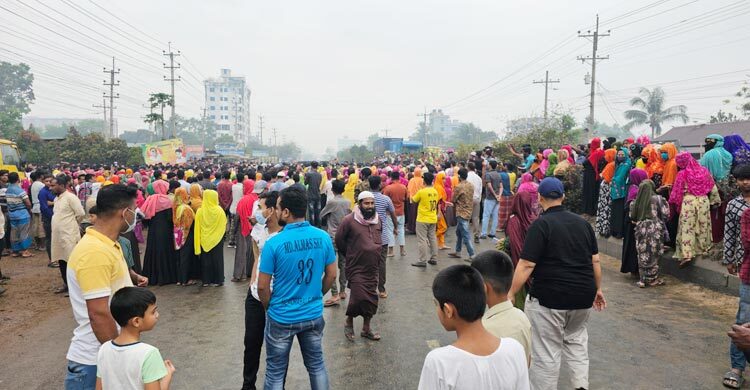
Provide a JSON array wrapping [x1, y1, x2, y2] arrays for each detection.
[[204, 69, 251, 144], [429, 109, 462, 137]]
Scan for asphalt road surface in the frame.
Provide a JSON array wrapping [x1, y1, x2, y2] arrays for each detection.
[[0, 231, 738, 389]]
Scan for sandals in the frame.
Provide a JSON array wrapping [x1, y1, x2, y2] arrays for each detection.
[[637, 279, 666, 288], [679, 258, 693, 268], [324, 298, 340, 307], [379, 291, 388, 299], [47, 262, 59, 268], [360, 330, 381, 341], [345, 326, 355, 342], [339, 292, 347, 300], [723, 371, 743, 389]]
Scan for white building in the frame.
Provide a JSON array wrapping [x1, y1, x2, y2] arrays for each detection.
[[204, 69, 251, 143], [429, 109, 462, 136]]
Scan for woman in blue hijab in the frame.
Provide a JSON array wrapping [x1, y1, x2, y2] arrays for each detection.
[[609, 147, 632, 239], [722, 134, 750, 167]]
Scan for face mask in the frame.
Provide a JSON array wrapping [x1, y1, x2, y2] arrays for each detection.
[[254, 208, 267, 225], [661, 152, 669, 161], [122, 208, 137, 233], [704, 143, 715, 153]]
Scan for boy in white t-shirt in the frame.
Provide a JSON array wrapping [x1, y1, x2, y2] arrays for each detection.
[[96, 287, 175, 390], [418, 265, 529, 390]]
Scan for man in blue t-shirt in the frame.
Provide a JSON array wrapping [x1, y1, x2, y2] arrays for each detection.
[[258, 185, 337, 390]]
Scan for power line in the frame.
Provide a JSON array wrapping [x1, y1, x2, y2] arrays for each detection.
[[532, 70, 560, 122]]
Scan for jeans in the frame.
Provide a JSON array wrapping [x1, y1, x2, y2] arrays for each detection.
[[64, 360, 97, 390], [307, 198, 321, 227], [388, 215, 405, 247], [264, 316, 328, 390], [731, 282, 750, 370], [454, 217, 475, 257], [481, 198, 499, 236], [243, 292, 267, 390]]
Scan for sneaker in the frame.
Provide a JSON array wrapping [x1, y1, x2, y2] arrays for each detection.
[[479, 235, 487, 239], [411, 262, 427, 268], [227, 243, 236, 249], [474, 237, 480, 244], [464, 256, 474, 263], [488, 235, 496, 239], [428, 260, 437, 265]]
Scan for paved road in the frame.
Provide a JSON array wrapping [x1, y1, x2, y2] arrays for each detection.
[[0, 231, 738, 389]]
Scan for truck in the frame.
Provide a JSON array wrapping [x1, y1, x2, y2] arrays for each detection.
[[0, 139, 24, 177]]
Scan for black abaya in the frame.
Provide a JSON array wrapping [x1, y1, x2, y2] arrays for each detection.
[[201, 238, 225, 285], [177, 225, 201, 284], [610, 198, 626, 239], [582, 159, 601, 215], [142, 209, 179, 286], [620, 200, 638, 274]]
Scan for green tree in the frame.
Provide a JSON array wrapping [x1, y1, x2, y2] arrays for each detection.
[[147, 93, 173, 139], [366, 132, 380, 149], [736, 83, 750, 118], [277, 142, 302, 161], [0, 62, 34, 113], [0, 109, 23, 139], [623, 87, 688, 138], [448, 123, 497, 146], [710, 109, 741, 124]]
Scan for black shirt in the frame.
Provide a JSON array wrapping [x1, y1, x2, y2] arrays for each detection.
[[304, 170, 322, 200], [521, 205, 598, 310]]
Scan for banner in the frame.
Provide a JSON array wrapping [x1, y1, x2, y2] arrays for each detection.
[[215, 142, 245, 157], [142, 138, 187, 165], [185, 145, 205, 159]]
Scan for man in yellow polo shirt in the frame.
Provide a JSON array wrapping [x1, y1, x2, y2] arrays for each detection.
[[411, 171, 440, 268], [64, 184, 141, 390]]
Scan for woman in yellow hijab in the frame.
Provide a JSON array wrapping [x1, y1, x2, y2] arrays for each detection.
[[434, 172, 450, 250], [194, 190, 227, 286], [343, 168, 359, 210], [173, 188, 198, 286]]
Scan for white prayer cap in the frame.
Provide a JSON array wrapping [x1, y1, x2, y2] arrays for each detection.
[[358, 191, 375, 201]]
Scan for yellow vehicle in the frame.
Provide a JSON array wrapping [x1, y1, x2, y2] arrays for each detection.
[[0, 139, 24, 178]]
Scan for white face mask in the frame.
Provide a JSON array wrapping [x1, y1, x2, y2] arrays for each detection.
[[254, 208, 267, 225], [122, 208, 137, 233]]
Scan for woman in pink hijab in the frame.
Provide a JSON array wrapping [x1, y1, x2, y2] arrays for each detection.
[[539, 149, 554, 176]]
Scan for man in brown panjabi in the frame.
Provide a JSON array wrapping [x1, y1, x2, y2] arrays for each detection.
[[335, 191, 382, 342]]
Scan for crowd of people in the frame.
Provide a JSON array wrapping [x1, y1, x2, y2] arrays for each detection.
[[3, 131, 750, 389]]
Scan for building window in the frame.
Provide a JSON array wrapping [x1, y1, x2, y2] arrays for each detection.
[[209, 87, 215, 92], [223, 88, 229, 92], [210, 106, 215, 110], [209, 115, 216, 120], [209, 96, 215, 101]]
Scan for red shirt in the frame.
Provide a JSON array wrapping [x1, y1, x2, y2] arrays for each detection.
[[383, 183, 408, 216], [217, 180, 233, 210]]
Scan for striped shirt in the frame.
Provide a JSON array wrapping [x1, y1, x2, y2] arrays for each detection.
[[373, 191, 395, 244], [5, 184, 29, 220]]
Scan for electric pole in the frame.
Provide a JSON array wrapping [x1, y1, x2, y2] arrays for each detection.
[[383, 129, 390, 138], [417, 108, 428, 147], [272, 128, 278, 157], [102, 57, 119, 140], [92, 98, 109, 135], [578, 14, 610, 141], [532, 70, 560, 123], [163, 42, 181, 138], [258, 115, 264, 146]]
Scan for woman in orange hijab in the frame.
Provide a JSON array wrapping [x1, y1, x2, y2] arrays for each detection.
[[659, 143, 678, 189], [434, 172, 449, 250], [595, 148, 617, 237]]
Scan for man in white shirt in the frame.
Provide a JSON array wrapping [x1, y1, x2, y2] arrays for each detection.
[[418, 265, 529, 390], [466, 162, 483, 244]]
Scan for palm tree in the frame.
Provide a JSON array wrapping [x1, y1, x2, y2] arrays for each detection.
[[148, 93, 173, 139], [623, 87, 688, 138]]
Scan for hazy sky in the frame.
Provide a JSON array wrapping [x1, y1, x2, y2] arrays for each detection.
[[3, 0, 749, 155]]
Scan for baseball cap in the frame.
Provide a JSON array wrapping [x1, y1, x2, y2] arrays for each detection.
[[253, 180, 267, 193], [538, 177, 565, 199]]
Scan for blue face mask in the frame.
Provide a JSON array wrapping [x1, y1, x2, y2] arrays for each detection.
[[661, 152, 669, 161], [254, 209, 267, 225]]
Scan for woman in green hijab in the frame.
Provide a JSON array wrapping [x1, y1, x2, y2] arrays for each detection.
[[629, 179, 669, 288], [545, 153, 558, 178]]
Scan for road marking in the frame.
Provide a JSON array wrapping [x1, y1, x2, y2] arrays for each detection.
[[426, 339, 441, 350]]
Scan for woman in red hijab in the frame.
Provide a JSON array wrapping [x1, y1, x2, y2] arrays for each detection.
[[582, 138, 605, 215], [504, 191, 538, 310], [233, 179, 257, 282]]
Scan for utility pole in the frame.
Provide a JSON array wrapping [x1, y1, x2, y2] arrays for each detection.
[[578, 14, 610, 141], [383, 129, 390, 138], [258, 115, 264, 146], [92, 98, 109, 135], [417, 108, 428, 147], [102, 57, 119, 140], [272, 128, 278, 156], [163, 42, 181, 138], [532, 70, 560, 123]]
